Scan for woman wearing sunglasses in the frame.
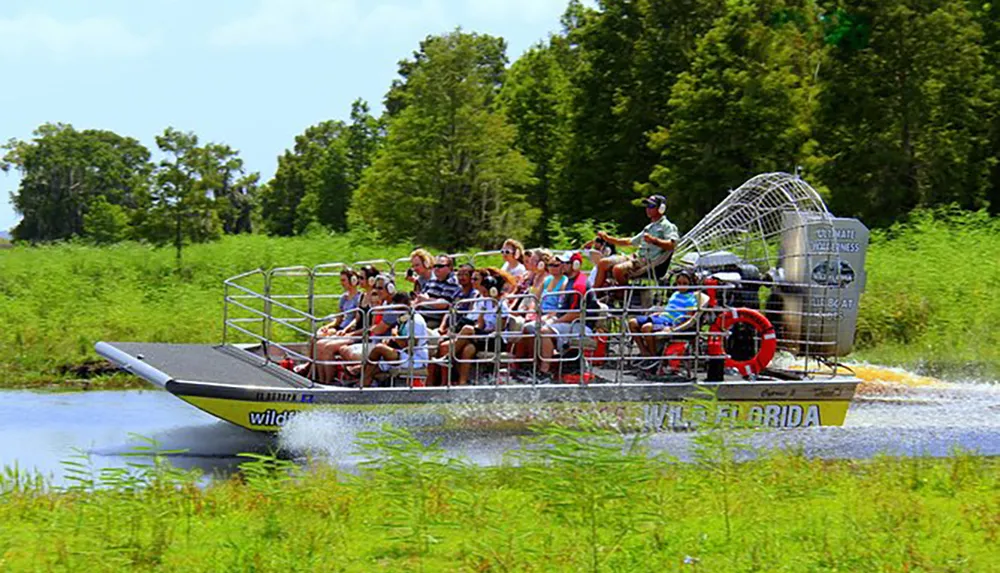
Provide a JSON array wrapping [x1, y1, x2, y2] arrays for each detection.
[[537, 256, 569, 324]]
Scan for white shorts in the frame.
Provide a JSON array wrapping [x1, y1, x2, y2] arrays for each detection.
[[548, 321, 592, 348], [377, 349, 428, 373], [378, 349, 410, 372]]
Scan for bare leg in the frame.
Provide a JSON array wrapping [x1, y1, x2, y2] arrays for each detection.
[[457, 344, 477, 385], [538, 326, 557, 374], [594, 258, 617, 288], [427, 339, 451, 386], [639, 322, 656, 356], [612, 262, 631, 287], [360, 344, 398, 387], [627, 319, 643, 357], [315, 337, 350, 383]]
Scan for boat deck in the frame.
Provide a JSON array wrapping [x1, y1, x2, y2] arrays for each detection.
[[98, 342, 306, 389], [97, 342, 857, 405]]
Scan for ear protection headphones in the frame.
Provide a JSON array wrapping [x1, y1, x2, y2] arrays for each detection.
[[569, 255, 581, 271], [536, 260, 545, 271], [348, 271, 360, 286], [385, 280, 396, 295], [482, 275, 500, 298], [367, 275, 377, 287], [658, 200, 666, 215]]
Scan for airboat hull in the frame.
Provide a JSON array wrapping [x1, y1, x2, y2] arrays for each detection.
[[97, 341, 857, 433]]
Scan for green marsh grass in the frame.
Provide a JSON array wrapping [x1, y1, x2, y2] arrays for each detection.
[[0, 232, 410, 387], [1, 210, 999, 387], [855, 209, 1000, 377], [1, 425, 998, 571]]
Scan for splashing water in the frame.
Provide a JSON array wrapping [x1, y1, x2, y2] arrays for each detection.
[[276, 365, 1000, 468]]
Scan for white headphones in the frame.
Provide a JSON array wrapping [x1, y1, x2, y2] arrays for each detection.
[[536, 260, 545, 271], [658, 201, 666, 215], [349, 272, 360, 286], [385, 281, 396, 295], [572, 258, 581, 271], [367, 275, 377, 287]]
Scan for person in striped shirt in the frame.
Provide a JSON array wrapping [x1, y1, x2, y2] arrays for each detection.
[[628, 270, 699, 358]]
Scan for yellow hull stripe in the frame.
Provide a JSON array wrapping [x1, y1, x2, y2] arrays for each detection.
[[179, 395, 852, 433]]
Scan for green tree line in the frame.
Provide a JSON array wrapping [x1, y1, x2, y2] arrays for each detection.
[[4, 0, 998, 249]]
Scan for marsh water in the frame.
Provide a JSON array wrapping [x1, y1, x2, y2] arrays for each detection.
[[2, 374, 999, 485]]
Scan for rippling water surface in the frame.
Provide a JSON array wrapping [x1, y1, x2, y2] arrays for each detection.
[[1, 370, 998, 485]]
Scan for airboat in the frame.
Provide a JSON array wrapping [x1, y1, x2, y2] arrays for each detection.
[[97, 173, 869, 433]]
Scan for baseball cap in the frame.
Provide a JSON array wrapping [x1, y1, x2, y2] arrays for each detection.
[[642, 194, 667, 209]]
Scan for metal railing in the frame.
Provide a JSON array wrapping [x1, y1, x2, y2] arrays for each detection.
[[222, 262, 847, 389]]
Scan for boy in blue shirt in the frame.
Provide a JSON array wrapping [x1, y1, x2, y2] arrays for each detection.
[[627, 271, 699, 358]]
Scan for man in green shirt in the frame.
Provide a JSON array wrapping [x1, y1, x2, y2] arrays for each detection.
[[593, 195, 679, 288]]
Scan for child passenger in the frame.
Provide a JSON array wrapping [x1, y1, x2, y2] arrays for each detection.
[[358, 292, 430, 387], [627, 270, 699, 357], [500, 238, 527, 278]]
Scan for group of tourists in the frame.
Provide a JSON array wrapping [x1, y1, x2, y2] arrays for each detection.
[[304, 194, 698, 386]]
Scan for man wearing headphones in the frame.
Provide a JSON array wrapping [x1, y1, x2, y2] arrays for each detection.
[[593, 194, 679, 288]]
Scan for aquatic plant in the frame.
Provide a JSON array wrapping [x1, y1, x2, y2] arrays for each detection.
[[0, 427, 998, 570]]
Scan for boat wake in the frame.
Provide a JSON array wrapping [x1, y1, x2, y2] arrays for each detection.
[[275, 365, 1000, 467]]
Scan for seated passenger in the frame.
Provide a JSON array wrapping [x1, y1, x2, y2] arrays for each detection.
[[500, 238, 527, 278], [413, 254, 463, 329], [310, 269, 363, 382], [358, 292, 430, 387], [514, 252, 596, 380], [335, 274, 401, 377], [593, 195, 679, 288], [449, 274, 510, 385], [584, 237, 617, 288], [435, 263, 476, 335], [537, 256, 569, 321], [511, 250, 552, 320], [406, 248, 434, 295], [627, 271, 699, 358]]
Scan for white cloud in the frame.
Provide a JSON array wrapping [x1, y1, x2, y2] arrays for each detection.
[[0, 13, 155, 60]]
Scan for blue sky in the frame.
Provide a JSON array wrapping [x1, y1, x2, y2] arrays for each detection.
[[0, 0, 579, 233]]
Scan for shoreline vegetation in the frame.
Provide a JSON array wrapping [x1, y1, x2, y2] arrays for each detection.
[[0, 210, 998, 390], [1, 426, 997, 571]]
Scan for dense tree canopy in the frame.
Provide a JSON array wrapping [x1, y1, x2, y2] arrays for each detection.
[[351, 31, 537, 249], [2, 124, 151, 242], [5, 0, 1000, 248]]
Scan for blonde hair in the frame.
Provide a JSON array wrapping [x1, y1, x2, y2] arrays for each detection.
[[502, 238, 525, 264], [409, 248, 433, 269]]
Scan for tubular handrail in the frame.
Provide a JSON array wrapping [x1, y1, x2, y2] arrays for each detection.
[[222, 269, 845, 385]]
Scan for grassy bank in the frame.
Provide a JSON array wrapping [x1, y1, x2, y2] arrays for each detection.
[[854, 210, 1000, 378], [1, 427, 997, 571], [0, 232, 409, 388], [0, 211, 998, 388]]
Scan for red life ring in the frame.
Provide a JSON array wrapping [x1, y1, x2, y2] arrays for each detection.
[[710, 308, 777, 377]]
